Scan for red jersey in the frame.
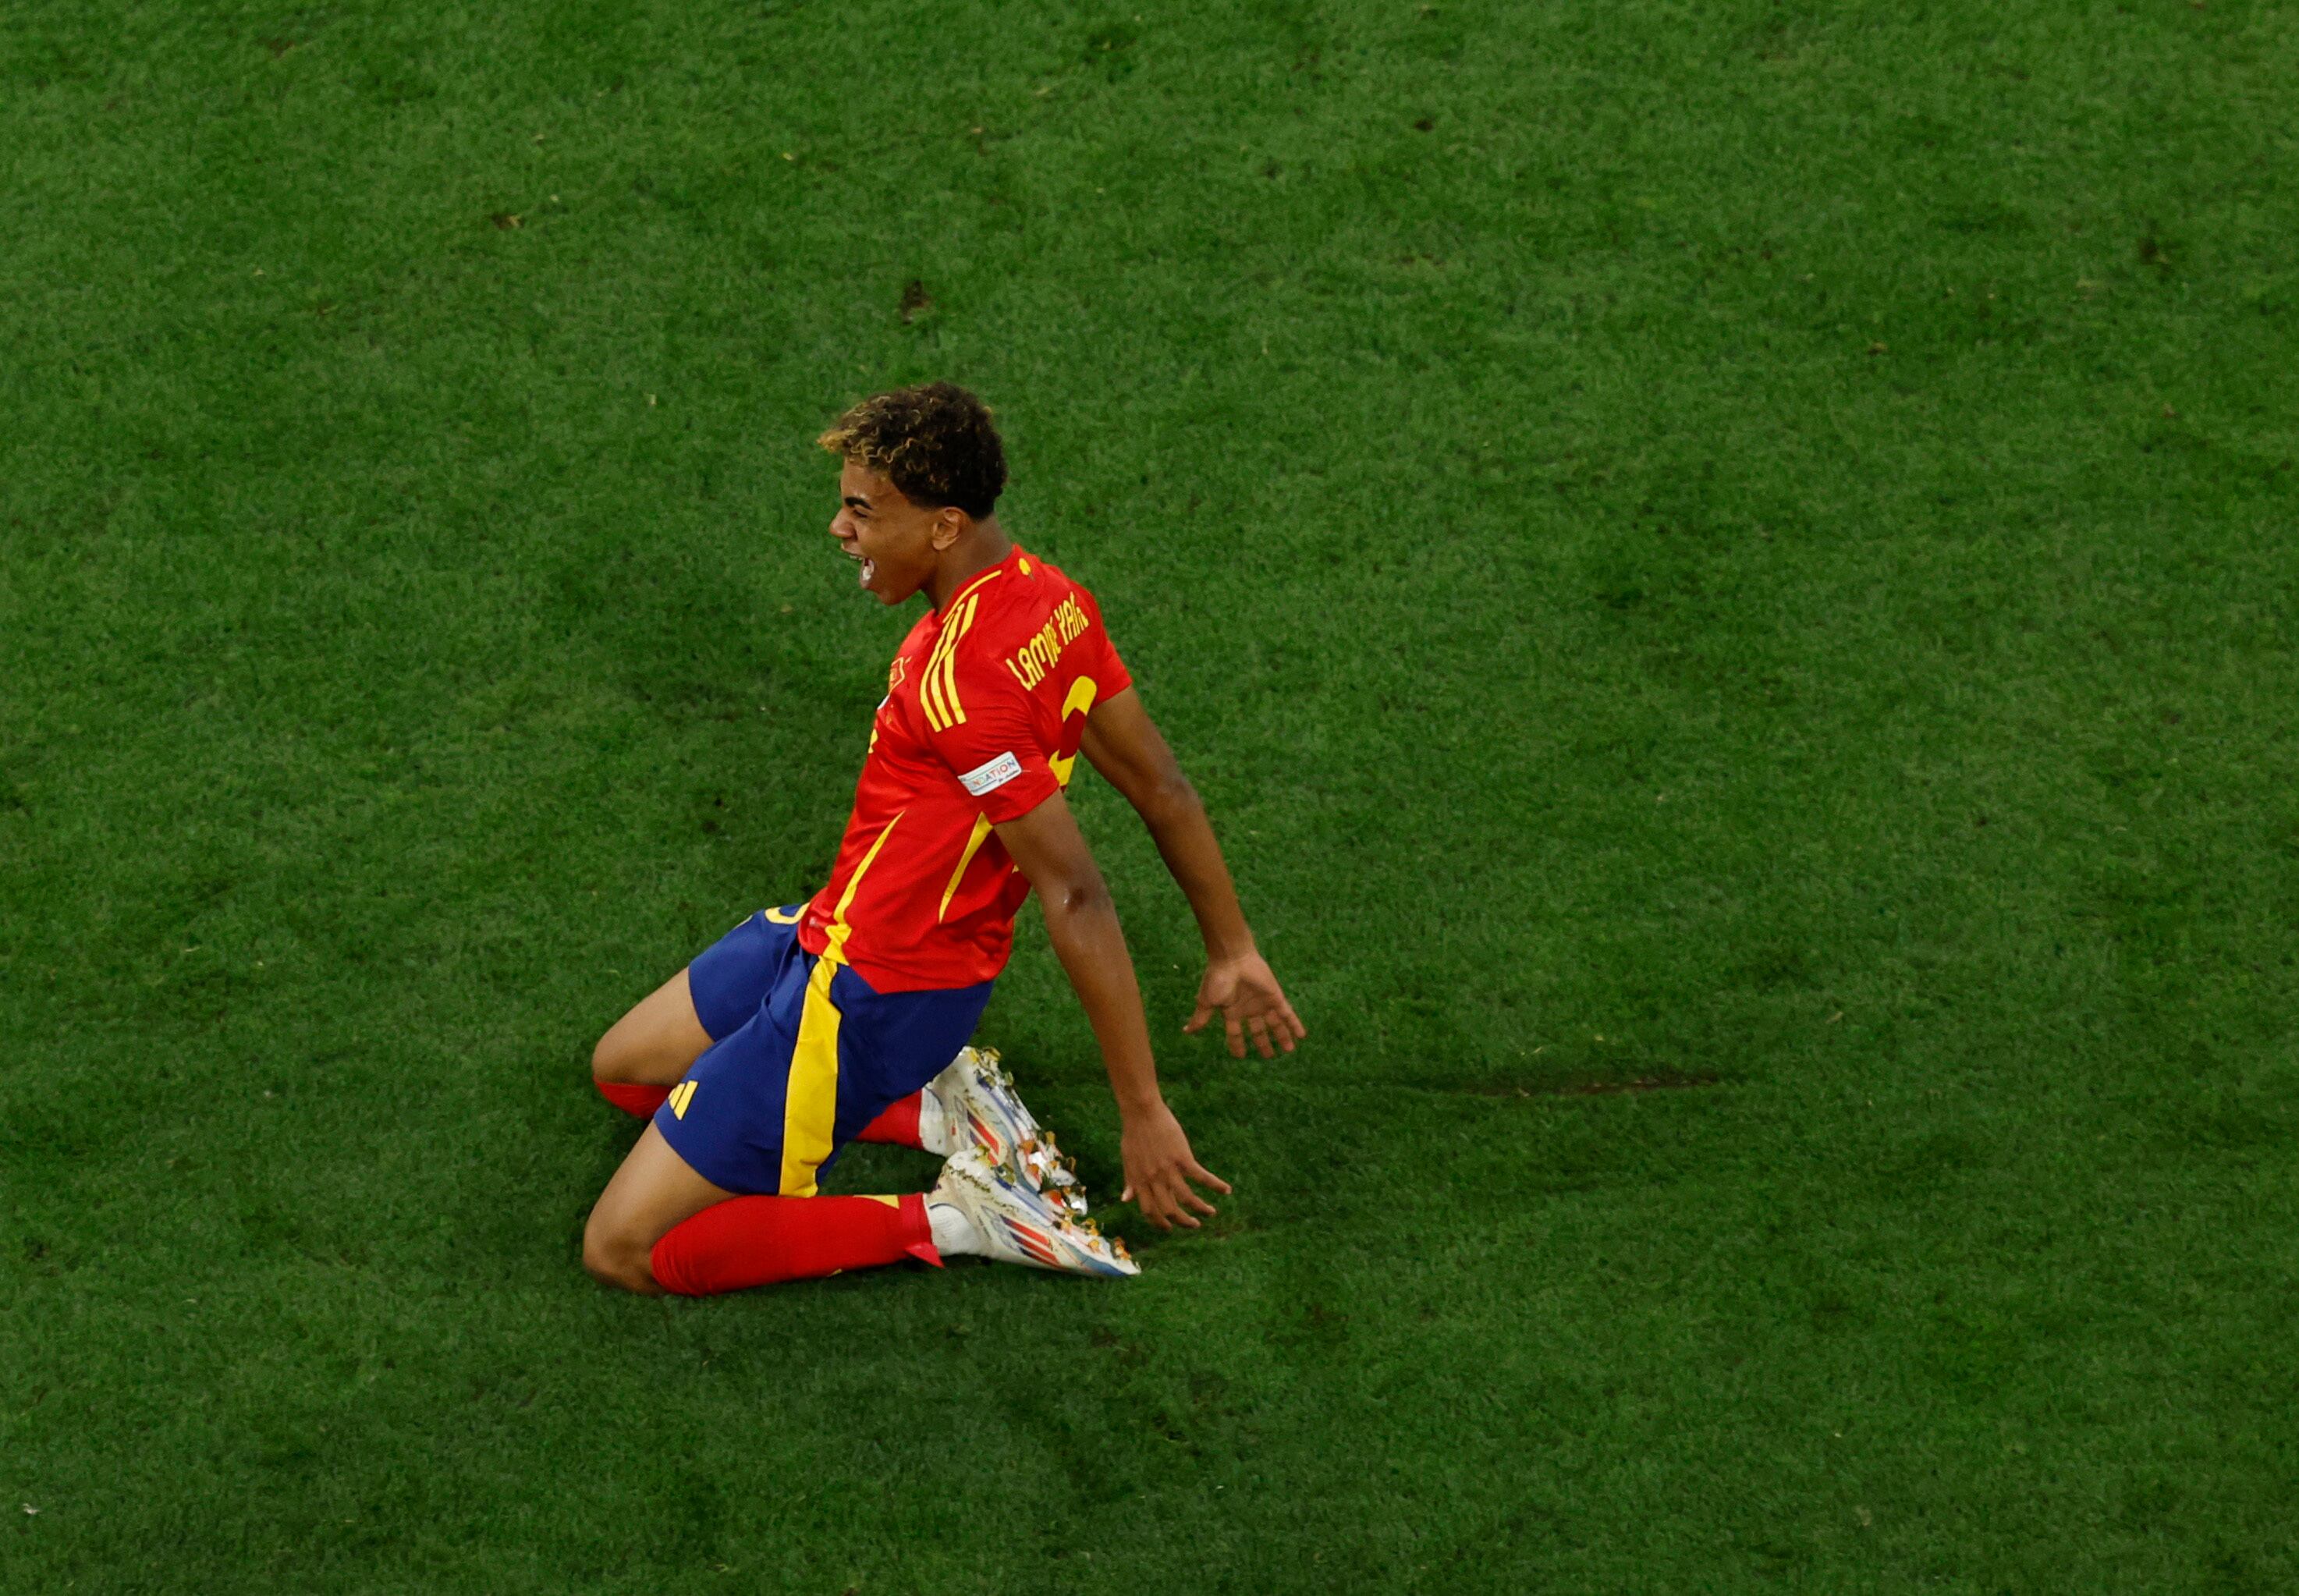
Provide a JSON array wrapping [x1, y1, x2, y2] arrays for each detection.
[[797, 544, 1133, 992]]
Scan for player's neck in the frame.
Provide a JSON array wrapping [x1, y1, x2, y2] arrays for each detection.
[[928, 520, 1011, 612]]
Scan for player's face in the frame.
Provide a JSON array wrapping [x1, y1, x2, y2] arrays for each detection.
[[831, 462, 942, 606]]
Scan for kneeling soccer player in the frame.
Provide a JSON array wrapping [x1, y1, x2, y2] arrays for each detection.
[[582, 382, 1304, 1296]]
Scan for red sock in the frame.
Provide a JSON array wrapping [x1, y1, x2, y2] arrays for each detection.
[[597, 1079, 672, 1119], [650, 1193, 938, 1296], [854, 1091, 925, 1148]]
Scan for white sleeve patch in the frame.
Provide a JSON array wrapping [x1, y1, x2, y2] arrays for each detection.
[[960, 751, 1025, 796]]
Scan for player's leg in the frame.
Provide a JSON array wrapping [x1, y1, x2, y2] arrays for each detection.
[[594, 911, 974, 1148], [582, 1087, 945, 1296], [590, 910, 802, 1116], [856, 1044, 1077, 1193], [590, 967, 711, 1116], [851, 1089, 929, 1147], [843, 1046, 1037, 1156], [589, 972, 946, 1296], [649, 1188, 943, 1295], [827, 984, 1126, 1276], [587, 959, 1126, 1296], [581, 1121, 736, 1294], [837, 979, 992, 1154], [585, 1108, 1121, 1296], [833, 974, 1074, 1186]]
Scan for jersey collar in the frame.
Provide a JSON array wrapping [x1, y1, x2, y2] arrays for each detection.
[[942, 544, 1027, 614]]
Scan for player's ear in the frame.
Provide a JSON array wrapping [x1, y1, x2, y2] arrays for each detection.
[[931, 506, 967, 550]]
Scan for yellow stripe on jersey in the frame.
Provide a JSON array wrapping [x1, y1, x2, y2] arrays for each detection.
[[779, 810, 903, 1197], [918, 622, 953, 729], [949, 567, 1004, 608], [938, 595, 978, 726], [938, 813, 995, 921], [918, 602, 960, 729], [921, 593, 982, 732]]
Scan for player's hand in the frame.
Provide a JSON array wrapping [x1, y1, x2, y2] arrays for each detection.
[[1119, 1100, 1231, 1231], [1184, 949, 1306, 1059]]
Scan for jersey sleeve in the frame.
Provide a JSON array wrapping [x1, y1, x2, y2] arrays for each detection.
[[921, 645, 1060, 823]]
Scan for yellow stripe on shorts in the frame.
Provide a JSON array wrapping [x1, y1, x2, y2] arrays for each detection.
[[778, 956, 843, 1196], [776, 810, 903, 1197]]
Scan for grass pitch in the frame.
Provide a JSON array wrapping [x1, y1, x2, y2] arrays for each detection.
[[5, 1, 2297, 1590]]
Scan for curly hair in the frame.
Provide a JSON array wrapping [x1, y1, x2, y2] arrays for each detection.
[[818, 381, 1006, 518]]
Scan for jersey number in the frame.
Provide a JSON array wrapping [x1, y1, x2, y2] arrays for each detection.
[[1048, 677, 1099, 789]]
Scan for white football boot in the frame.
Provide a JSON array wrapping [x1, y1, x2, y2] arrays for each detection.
[[924, 1046, 1083, 1202], [927, 1147, 1137, 1279]]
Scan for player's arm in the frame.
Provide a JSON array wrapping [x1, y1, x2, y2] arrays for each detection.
[[992, 791, 1230, 1231], [1078, 686, 1306, 1059]]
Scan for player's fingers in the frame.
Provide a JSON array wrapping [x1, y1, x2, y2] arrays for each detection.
[[1181, 1188, 1219, 1217], [1183, 1005, 1211, 1035], [1186, 1159, 1233, 1195], [1153, 1174, 1203, 1229], [1245, 998, 1288, 1052], [1248, 1013, 1275, 1059], [1224, 1009, 1246, 1058], [1120, 1184, 1134, 1203]]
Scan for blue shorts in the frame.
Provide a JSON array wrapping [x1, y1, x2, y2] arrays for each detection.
[[655, 907, 995, 1196]]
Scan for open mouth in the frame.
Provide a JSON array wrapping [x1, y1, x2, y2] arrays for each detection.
[[845, 548, 876, 588]]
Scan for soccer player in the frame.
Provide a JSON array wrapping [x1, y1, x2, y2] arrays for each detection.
[[582, 382, 1304, 1296]]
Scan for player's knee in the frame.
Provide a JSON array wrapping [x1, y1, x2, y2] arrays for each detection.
[[590, 1029, 626, 1084], [581, 1215, 658, 1294]]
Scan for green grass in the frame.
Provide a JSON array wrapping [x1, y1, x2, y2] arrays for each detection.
[[5, 0, 2297, 1588]]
